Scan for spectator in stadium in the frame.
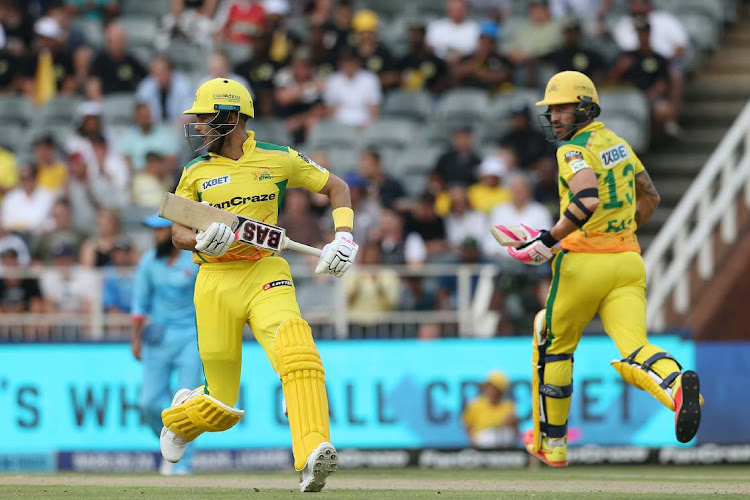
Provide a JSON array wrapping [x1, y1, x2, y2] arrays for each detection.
[[431, 125, 481, 190], [32, 134, 67, 195], [404, 193, 450, 261], [0, 46, 20, 93], [235, 34, 282, 116], [306, 21, 338, 78], [156, 0, 218, 50], [0, 225, 30, 267], [328, 0, 354, 52], [463, 371, 519, 448], [533, 159, 560, 217], [351, 9, 398, 91], [213, 0, 266, 46], [397, 21, 450, 94], [66, 100, 118, 171], [102, 236, 135, 314], [41, 242, 98, 314], [453, 20, 512, 92], [323, 48, 381, 128], [195, 50, 251, 93], [32, 198, 86, 263], [132, 152, 174, 209], [443, 186, 487, 251], [90, 134, 130, 198], [0, 248, 44, 314], [66, 151, 127, 231], [274, 47, 325, 144], [63, 0, 119, 22], [483, 173, 553, 258], [548, 0, 614, 35], [79, 208, 124, 267], [87, 22, 148, 99], [135, 55, 194, 123], [48, 4, 94, 92], [1, 0, 34, 56], [466, 155, 512, 214], [505, 0, 564, 69], [119, 103, 179, 174], [277, 189, 325, 248], [0, 164, 56, 235], [345, 242, 400, 321], [357, 149, 407, 210], [369, 208, 407, 265], [499, 102, 555, 172], [263, 0, 298, 65], [543, 19, 607, 84], [20, 16, 76, 100], [426, 0, 480, 62], [609, 17, 677, 137], [612, 0, 688, 115]]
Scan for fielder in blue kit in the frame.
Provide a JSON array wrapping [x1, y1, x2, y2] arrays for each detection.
[[131, 214, 203, 474]]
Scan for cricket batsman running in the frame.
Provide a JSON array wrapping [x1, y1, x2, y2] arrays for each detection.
[[491, 71, 703, 467], [159, 78, 358, 492]]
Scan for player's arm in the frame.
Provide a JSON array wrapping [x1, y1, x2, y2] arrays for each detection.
[[172, 222, 198, 250], [317, 173, 352, 232], [634, 170, 660, 228], [548, 168, 600, 242]]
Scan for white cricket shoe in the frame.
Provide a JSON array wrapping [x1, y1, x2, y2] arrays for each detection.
[[160, 388, 192, 463], [299, 442, 338, 493], [159, 458, 174, 476]]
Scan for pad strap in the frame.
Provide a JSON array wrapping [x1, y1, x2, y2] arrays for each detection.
[[659, 371, 681, 389], [545, 353, 573, 363], [641, 352, 682, 372], [541, 422, 568, 438], [540, 383, 573, 398]]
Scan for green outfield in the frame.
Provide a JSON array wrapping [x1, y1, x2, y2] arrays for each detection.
[[2, 466, 750, 499]]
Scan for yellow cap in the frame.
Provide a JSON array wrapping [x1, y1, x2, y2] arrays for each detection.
[[184, 78, 254, 118], [487, 371, 509, 392], [352, 9, 379, 32], [536, 70, 598, 107]]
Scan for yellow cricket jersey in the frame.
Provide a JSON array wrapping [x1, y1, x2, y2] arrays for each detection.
[[175, 131, 330, 264], [556, 121, 645, 253], [462, 397, 516, 437]]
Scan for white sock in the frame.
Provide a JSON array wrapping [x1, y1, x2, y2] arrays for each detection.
[[548, 437, 565, 448]]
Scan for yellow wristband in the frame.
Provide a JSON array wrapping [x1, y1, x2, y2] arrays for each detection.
[[332, 207, 354, 231]]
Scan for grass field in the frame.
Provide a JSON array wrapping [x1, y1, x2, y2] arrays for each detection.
[[2, 466, 750, 499]]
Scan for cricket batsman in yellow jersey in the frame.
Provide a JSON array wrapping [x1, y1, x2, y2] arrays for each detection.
[[491, 71, 703, 467], [159, 78, 358, 492]]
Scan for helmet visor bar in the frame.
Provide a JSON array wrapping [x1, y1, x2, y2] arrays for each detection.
[[183, 104, 241, 154]]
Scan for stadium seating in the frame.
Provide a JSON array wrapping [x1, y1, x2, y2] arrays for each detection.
[[362, 118, 418, 150], [307, 120, 363, 151], [382, 90, 434, 122], [433, 88, 493, 127], [121, 0, 170, 18], [102, 93, 137, 127], [0, 96, 34, 128]]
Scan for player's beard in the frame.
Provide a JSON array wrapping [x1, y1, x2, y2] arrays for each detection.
[[156, 238, 174, 258]]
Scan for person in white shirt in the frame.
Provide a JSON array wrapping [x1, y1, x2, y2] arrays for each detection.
[[426, 0, 480, 61], [1, 164, 56, 234], [612, 0, 689, 119], [484, 173, 552, 258], [444, 186, 487, 250], [323, 49, 382, 128]]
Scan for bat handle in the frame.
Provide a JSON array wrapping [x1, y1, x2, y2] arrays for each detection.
[[283, 237, 322, 257]]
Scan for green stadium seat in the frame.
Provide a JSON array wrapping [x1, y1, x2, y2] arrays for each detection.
[[382, 90, 434, 122], [307, 121, 362, 151], [102, 93, 137, 126], [362, 118, 418, 150]]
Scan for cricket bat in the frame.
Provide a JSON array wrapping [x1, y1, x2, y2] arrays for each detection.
[[159, 192, 322, 257], [489, 224, 537, 247]]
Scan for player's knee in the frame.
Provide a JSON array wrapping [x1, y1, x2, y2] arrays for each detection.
[[275, 318, 324, 377]]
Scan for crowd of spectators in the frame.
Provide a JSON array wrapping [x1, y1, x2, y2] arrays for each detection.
[[0, 0, 702, 336]]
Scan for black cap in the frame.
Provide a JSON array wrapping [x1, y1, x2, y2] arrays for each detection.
[[51, 244, 76, 259], [113, 237, 132, 251]]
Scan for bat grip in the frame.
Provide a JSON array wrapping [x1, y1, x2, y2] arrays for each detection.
[[283, 237, 322, 257]]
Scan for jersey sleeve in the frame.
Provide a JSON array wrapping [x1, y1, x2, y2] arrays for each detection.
[[287, 148, 330, 192], [174, 166, 197, 201], [556, 144, 596, 184]]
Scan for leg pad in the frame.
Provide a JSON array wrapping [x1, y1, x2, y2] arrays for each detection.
[[275, 317, 330, 470], [162, 388, 244, 442]]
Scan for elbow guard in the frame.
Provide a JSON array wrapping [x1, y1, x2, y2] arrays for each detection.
[[564, 188, 599, 228]]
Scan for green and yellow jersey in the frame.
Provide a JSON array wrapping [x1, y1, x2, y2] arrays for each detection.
[[556, 122, 644, 254], [175, 131, 330, 264]]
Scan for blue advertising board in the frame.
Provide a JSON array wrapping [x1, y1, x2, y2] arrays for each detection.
[[0, 336, 694, 453]]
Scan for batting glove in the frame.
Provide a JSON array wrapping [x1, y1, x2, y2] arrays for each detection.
[[195, 222, 234, 257], [507, 230, 557, 266], [315, 231, 358, 278]]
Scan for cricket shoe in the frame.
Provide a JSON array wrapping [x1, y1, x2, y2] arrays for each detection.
[[299, 442, 338, 493], [673, 370, 701, 443], [160, 388, 192, 463], [524, 429, 568, 467]]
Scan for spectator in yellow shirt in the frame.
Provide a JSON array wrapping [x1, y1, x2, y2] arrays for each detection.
[[0, 146, 18, 196], [33, 135, 68, 194], [463, 370, 519, 448]]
